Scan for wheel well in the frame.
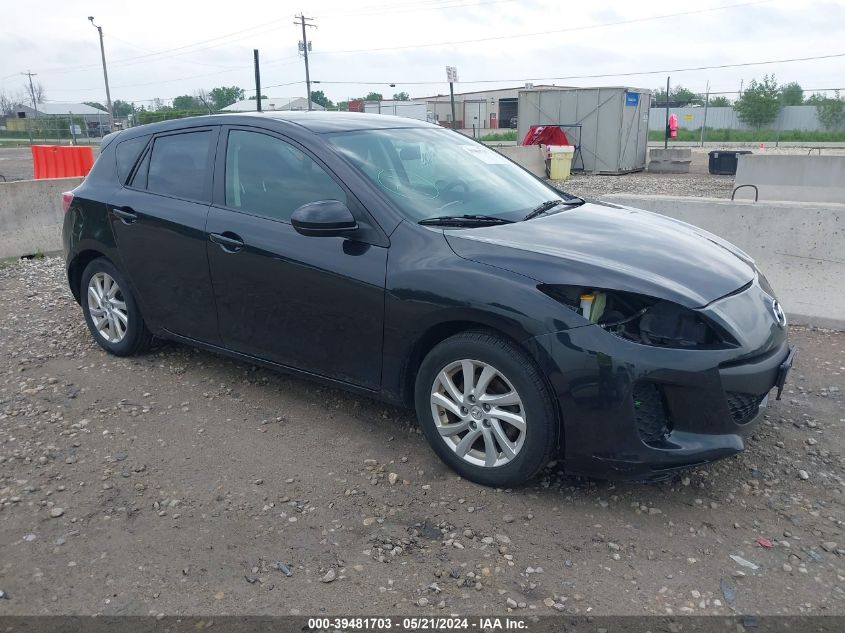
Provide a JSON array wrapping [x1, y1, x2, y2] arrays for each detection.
[[68, 250, 107, 303], [402, 320, 518, 406]]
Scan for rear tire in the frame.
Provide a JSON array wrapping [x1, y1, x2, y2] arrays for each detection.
[[414, 330, 557, 487], [80, 257, 152, 357]]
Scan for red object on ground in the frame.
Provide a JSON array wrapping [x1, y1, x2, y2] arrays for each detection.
[[347, 99, 365, 113], [756, 537, 774, 549], [521, 125, 570, 146], [668, 113, 678, 138], [31, 145, 95, 179]]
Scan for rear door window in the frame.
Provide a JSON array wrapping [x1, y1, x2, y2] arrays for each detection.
[[141, 130, 213, 202]]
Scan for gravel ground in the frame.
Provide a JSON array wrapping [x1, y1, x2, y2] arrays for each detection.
[[561, 172, 734, 200], [0, 256, 843, 617]]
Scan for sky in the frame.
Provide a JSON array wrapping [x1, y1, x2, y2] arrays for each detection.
[[1, 0, 843, 107]]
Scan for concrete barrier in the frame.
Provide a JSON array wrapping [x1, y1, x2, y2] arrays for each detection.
[[0, 177, 83, 259], [648, 148, 692, 173], [602, 194, 845, 330], [734, 155, 845, 203], [489, 144, 546, 177]]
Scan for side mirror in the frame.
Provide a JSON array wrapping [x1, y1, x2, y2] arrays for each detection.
[[291, 200, 358, 237]]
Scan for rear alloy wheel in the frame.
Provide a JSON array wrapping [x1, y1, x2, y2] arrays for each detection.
[[80, 258, 152, 357], [415, 331, 557, 487], [87, 272, 129, 344]]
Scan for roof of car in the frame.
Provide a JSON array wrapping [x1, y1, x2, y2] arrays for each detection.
[[120, 111, 438, 139], [251, 111, 438, 133]]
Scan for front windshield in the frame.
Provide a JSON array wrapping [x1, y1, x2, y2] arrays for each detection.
[[326, 127, 568, 221]]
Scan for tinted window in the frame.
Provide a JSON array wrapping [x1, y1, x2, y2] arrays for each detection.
[[146, 131, 212, 201], [225, 130, 346, 222], [115, 135, 150, 184]]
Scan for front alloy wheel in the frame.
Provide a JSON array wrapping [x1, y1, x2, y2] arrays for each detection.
[[415, 331, 557, 487], [430, 359, 526, 468]]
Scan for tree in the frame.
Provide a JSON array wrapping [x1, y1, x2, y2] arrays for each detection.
[[173, 95, 199, 110], [810, 91, 845, 130], [364, 92, 383, 101], [26, 81, 46, 104], [393, 91, 410, 101], [0, 91, 24, 115], [112, 100, 134, 118], [194, 90, 215, 113], [708, 96, 731, 107], [734, 75, 781, 129], [780, 82, 804, 106], [310, 90, 334, 109], [652, 84, 703, 106], [84, 101, 107, 111], [208, 86, 244, 110]]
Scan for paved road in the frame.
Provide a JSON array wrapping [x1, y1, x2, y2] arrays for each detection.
[[0, 256, 843, 617]]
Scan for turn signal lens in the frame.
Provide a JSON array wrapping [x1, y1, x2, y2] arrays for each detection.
[[61, 192, 74, 213]]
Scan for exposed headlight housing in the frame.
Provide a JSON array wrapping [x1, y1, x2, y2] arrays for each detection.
[[539, 285, 737, 349]]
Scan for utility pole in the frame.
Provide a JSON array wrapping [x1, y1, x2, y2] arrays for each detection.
[[664, 75, 670, 150], [295, 14, 316, 111], [446, 66, 458, 130], [700, 80, 710, 147], [21, 71, 37, 144], [22, 71, 38, 112], [88, 17, 114, 132], [253, 49, 262, 112]]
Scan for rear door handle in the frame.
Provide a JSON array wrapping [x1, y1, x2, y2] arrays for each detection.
[[209, 232, 245, 253], [111, 207, 137, 225]]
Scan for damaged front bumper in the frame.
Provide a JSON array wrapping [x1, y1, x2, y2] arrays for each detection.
[[526, 281, 793, 481]]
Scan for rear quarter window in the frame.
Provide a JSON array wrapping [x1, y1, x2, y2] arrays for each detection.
[[115, 135, 151, 185]]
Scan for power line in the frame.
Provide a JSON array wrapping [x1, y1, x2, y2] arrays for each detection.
[[312, 0, 773, 55], [35, 18, 294, 76], [307, 51, 845, 86], [320, 0, 519, 19]]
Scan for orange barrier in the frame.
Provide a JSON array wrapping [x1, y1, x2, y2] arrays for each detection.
[[31, 145, 95, 179]]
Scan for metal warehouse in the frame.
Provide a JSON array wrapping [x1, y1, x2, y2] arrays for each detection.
[[517, 87, 652, 174], [420, 85, 566, 130]]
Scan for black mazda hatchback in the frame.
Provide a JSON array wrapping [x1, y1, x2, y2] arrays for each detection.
[[62, 112, 794, 486]]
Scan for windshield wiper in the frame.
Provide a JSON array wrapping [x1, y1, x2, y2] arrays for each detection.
[[418, 214, 514, 227], [523, 197, 585, 221]]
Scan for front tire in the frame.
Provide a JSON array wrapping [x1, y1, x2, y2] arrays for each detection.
[[414, 331, 557, 487], [80, 257, 152, 356]]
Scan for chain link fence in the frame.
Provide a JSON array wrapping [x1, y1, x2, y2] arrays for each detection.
[[0, 112, 115, 145]]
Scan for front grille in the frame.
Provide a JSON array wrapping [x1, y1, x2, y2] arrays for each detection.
[[726, 392, 765, 425], [632, 384, 672, 445]]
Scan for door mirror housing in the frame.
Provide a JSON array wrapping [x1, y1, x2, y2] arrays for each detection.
[[291, 200, 358, 237]]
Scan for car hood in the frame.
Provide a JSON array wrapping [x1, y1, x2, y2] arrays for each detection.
[[444, 201, 756, 309]]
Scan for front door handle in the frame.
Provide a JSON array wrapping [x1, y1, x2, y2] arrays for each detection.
[[209, 231, 245, 253], [111, 207, 137, 225]]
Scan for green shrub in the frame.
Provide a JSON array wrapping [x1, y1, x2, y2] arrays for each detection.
[[648, 127, 845, 142], [479, 130, 517, 142]]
